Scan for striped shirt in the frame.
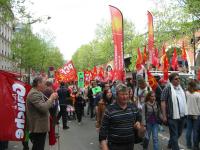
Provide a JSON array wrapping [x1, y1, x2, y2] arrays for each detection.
[[99, 102, 141, 144]]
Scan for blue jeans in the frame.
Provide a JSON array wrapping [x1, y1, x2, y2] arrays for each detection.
[[168, 118, 185, 150], [193, 116, 200, 149], [185, 116, 200, 149], [186, 117, 193, 148], [145, 123, 159, 150]]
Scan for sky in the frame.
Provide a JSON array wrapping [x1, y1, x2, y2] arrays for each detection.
[[29, 0, 157, 60]]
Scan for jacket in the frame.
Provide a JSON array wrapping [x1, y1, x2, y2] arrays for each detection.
[[26, 88, 54, 133]]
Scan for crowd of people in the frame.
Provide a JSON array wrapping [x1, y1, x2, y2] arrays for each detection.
[[0, 72, 200, 150]]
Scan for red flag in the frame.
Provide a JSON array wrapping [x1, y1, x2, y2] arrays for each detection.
[[0, 70, 31, 141], [147, 11, 154, 63], [171, 48, 178, 71], [181, 41, 187, 61], [143, 46, 148, 64], [92, 66, 97, 80], [55, 61, 77, 82], [152, 47, 159, 68], [147, 70, 158, 91], [135, 48, 143, 71], [98, 67, 105, 80], [163, 54, 169, 80], [109, 5, 125, 81], [198, 68, 200, 81]]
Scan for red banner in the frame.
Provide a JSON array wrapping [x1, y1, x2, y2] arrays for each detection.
[[55, 61, 77, 82], [147, 70, 158, 91], [135, 48, 143, 71], [143, 46, 148, 64], [0, 70, 31, 141], [147, 11, 154, 63], [109, 5, 125, 81], [181, 41, 187, 61], [171, 48, 178, 71]]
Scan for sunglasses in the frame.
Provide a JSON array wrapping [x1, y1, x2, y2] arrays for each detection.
[[174, 78, 180, 80]]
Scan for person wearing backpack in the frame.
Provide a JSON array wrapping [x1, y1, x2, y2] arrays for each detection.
[[134, 78, 150, 123], [143, 91, 161, 150]]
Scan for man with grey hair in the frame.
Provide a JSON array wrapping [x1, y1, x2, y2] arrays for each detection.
[[26, 76, 58, 150], [99, 83, 142, 150]]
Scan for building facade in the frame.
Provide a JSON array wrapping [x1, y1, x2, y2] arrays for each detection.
[[0, 20, 14, 71]]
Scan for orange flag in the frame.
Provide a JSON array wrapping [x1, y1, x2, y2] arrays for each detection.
[[152, 47, 159, 68], [171, 48, 178, 71], [143, 46, 148, 64], [181, 41, 187, 61], [163, 53, 169, 81], [147, 70, 158, 91], [135, 48, 143, 71]]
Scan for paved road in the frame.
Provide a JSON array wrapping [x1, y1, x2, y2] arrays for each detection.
[[8, 115, 189, 150]]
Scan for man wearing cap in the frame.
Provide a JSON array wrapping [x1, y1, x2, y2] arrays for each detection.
[[99, 83, 142, 150]]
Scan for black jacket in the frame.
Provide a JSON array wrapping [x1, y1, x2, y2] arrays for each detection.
[[57, 86, 71, 105]]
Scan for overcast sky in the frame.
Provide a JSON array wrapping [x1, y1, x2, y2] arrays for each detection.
[[29, 0, 157, 60]]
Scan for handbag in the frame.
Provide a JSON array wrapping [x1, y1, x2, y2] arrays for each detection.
[[134, 123, 146, 144]]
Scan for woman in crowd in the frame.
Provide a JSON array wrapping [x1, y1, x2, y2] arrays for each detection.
[[128, 87, 134, 103], [185, 80, 200, 150], [96, 89, 113, 130], [43, 80, 58, 146], [143, 91, 160, 150]]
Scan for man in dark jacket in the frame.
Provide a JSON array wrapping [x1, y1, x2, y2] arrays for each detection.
[[57, 82, 70, 129]]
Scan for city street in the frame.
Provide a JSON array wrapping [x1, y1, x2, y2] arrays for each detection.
[[7, 111, 188, 150]]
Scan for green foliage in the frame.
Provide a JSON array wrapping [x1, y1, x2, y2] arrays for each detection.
[[11, 24, 64, 72], [72, 19, 146, 71], [178, 0, 200, 20], [152, 1, 192, 48], [166, 46, 181, 58]]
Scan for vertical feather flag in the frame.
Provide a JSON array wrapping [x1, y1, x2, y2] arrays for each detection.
[[181, 41, 187, 61], [143, 46, 148, 64], [147, 70, 158, 91], [135, 48, 143, 71], [171, 48, 178, 71], [147, 11, 154, 63], [109, 5, 125, 81]]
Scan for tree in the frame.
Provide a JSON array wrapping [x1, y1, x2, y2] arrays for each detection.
[[152, 0, 192, 48], [11, 24, 64, 74], [72, 19, 146, 71], [178, 0, 200, 20]]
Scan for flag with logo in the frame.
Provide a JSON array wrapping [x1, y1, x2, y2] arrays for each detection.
[[0, 70, 31, 141], [147, 70, 158, 91], [109, 5, 125, 81]]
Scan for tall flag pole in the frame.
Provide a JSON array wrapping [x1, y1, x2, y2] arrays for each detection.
[[147, 11, 154, 65], [109, 5, 125, 81]]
